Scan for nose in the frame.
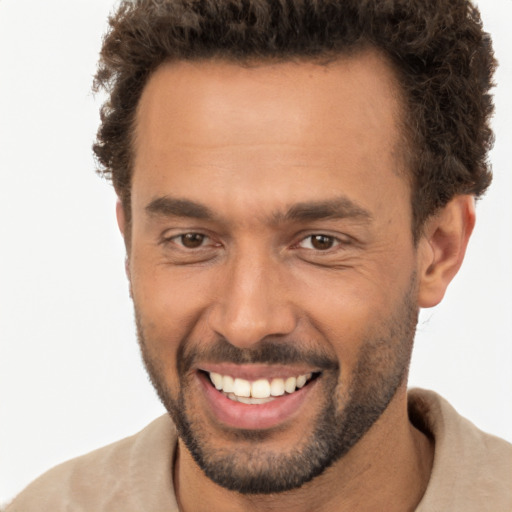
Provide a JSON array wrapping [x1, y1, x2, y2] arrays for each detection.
[[207, 250, 297, 349]]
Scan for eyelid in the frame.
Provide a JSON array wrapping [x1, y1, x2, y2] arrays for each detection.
[[299, 235, 337, 250], [295, 233, 351, 250], [177, 233, 208, 248], [160, 230, 215, 248]]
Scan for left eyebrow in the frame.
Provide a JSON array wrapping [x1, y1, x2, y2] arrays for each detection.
[[275, 197, 373, 224]]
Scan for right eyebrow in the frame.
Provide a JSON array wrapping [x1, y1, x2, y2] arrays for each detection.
[[145, 196, 214, 220]]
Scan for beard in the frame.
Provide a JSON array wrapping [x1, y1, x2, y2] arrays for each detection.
[[135, 275, 418, 495]]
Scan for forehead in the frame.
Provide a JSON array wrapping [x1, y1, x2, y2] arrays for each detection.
[[135, 51, 403, 152], [132, 52, 409, 223]]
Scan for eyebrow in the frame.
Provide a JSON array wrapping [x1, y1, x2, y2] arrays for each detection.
[[277, 198, 372, 224], [146, 196, 215, 220], [145, 195, 372, 224]]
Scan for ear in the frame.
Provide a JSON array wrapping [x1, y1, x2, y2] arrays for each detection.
[[417, 195, 476, 308], [116, 199, 126, 237], [116, 200, 131, 285]]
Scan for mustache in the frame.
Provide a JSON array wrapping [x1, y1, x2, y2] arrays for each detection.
[[178, 337, 339, 376]]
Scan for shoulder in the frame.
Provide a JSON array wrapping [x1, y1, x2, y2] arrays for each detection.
[[410, 389, 512, 512], [5, 415, 179, 512]]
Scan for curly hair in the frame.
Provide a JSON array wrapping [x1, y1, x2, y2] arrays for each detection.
[[93, 0, 496, 237]]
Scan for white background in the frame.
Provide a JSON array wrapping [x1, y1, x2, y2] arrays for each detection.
[[0, 0, 511, 505]]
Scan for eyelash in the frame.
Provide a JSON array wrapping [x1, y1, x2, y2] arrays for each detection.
[[164, 232, 215, 249], [296, 234, 343, 251]]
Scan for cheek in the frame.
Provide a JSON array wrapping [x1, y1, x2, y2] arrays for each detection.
[[302, 293, 375, 387], [131, 258, 231, 382], [130, 247, 211, 322], [289, 261, 413, 370]]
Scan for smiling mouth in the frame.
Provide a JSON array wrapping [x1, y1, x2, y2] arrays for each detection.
[[202, 370, 320, 405]]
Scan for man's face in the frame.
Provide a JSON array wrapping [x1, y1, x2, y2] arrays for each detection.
[[126, 53, 421, 493]]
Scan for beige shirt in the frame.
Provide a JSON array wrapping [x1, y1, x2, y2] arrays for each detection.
[[6, 389, 512, 511]]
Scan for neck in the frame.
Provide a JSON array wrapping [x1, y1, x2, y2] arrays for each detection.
[[174, 387, 434, 512]]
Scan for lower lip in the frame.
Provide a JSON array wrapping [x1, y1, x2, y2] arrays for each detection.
[[197, 372, 318, 430]]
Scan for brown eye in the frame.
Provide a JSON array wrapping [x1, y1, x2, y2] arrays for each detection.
[[180, 233, 206, 248], [309, 235, 335, 250]]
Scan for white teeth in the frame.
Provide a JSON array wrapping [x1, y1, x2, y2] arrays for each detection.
[[251, 379, 271, 399], [284, 376, 297, 394], [296, 375, 307, 388], [270, 378, 285, 397], [222, 375, 234, 393], [209, 372, 223, 390], [207, 372, 314, 401], [233, 378, 251, 397], [228, 394, 275, 405]]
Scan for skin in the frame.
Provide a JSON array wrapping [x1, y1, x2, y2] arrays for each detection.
[[118, 51, 475, 511]]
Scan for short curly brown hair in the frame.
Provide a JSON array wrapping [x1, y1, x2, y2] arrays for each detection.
[[93, 0, 496, 237]]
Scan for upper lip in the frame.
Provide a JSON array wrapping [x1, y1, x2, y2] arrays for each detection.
[[197, 363, 319, 381]]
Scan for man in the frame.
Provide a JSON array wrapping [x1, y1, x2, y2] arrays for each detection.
[[5, 0, 511, 510]]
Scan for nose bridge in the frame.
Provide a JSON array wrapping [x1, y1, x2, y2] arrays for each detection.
[[208, 242, 296, 347]]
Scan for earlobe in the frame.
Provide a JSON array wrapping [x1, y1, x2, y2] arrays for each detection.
[[417, 195, 476, 308]]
